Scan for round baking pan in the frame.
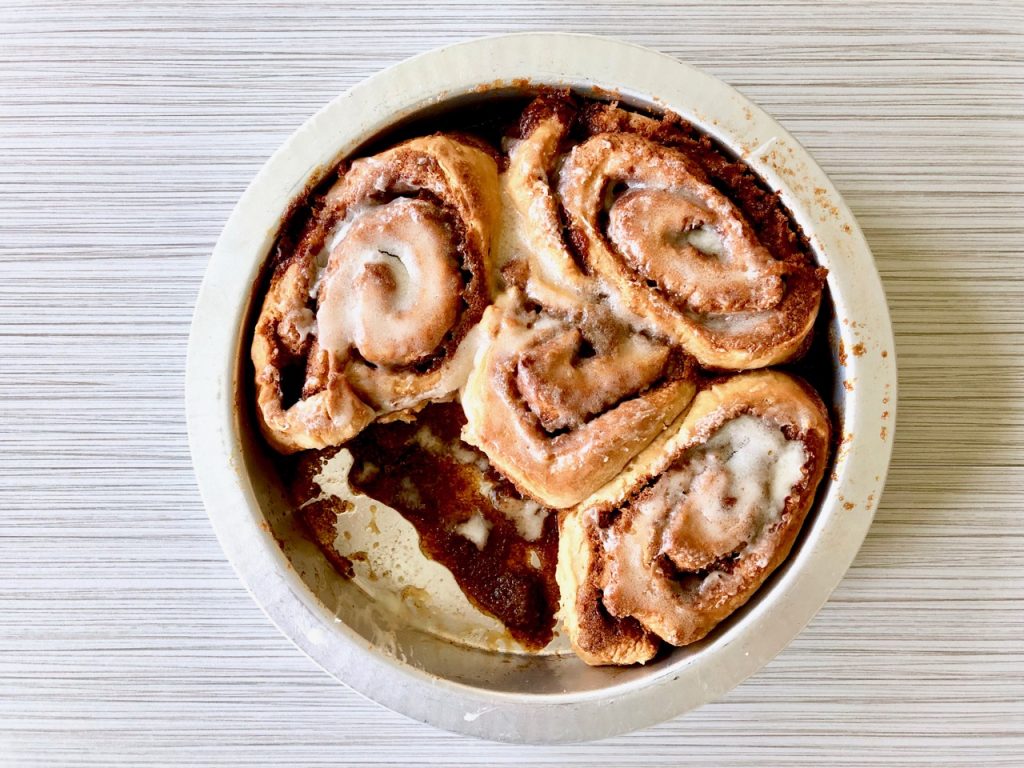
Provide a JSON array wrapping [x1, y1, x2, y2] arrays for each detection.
[[186, 33, 896, 743]]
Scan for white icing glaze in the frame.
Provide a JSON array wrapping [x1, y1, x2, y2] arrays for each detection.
[[631, 415, 806, 568], [514, 499, 548, 542], [309, 201, 379, 300], [412, 424, 445, 454], [280, 307, 317, 344], [316, 198, 461, 365], [490, 491, 548, 542], [455, 513, 491, 550], [329, 201, 380, 253], [685, 225, 727, 259], [692, 414, 806, 528], [694, 309, 769, 334]]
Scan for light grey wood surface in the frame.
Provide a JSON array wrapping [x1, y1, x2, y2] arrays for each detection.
[[1, 1, 1022, 765]]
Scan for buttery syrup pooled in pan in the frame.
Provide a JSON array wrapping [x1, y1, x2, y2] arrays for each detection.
[[344, 403, 560, 650]]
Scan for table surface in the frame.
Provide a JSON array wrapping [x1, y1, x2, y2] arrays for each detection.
[[2, 1, 1022, 765]]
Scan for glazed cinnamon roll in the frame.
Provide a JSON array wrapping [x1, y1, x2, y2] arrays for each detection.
[[557, 371, 831, 665], [460, 293, 697, 509], [503, 92, 825, 370], [499, 93, 593, 311], [252, 135, 500, 453]]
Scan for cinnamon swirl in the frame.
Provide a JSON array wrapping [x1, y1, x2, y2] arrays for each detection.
[[252, 135, 500, 453], [460, 293, 697, 509], [498, 93, 593, 311], [502, 92, 825, 369], [557, 371, 831, 665]]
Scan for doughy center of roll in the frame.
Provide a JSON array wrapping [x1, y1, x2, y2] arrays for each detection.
[[515, 323, 670, 432], [607, 187, 782, 314], [624, 415, 807, 573], [317, 199, 462, 366]]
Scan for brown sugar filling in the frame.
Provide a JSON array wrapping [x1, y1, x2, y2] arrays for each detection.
[[345, 403, 560, 651]]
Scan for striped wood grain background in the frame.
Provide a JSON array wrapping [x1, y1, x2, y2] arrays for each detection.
[[0, 1, 1022, 765]]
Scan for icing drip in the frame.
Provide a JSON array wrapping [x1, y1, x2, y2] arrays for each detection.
[[635, 415, 807, 571], [599, 414, 808, 644], [317, 198, 461, 365]]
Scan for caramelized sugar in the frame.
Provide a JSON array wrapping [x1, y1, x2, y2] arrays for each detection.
[[344, 403, 560, 650]]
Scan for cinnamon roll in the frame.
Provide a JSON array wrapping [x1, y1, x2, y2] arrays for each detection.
[[499, 93, 593, 311], [557, 371, 831, 665], [252, 134, 500, 453], [503, 92, 825, 370], [460, 293, 697, 509]]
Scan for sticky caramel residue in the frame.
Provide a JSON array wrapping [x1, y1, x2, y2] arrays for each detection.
[[345, 402, 559, 650]]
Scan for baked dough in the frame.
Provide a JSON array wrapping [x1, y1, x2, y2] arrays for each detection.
[[461, 293, 697, 509], [251, 134, 500, 452], [557, 371, 831, 665]]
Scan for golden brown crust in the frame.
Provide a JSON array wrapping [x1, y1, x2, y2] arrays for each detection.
[[502, 93, 825, 370], [556, 510, 659, 665], [498, 92, 593, 312], [558, 371, 831, 665], [251, 134, 500, 453], [461, 294, 698, 509]]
